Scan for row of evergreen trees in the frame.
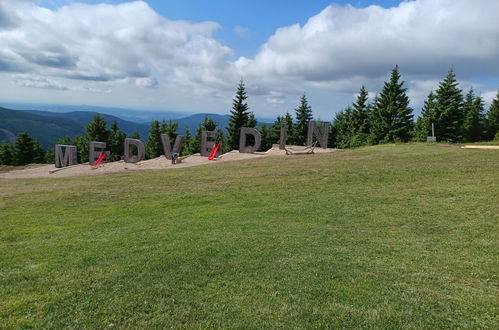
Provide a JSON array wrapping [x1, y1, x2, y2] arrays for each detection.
[[331, 67, 499, 148], [0, 132, 46, 165], [1, 67, 498, 166]]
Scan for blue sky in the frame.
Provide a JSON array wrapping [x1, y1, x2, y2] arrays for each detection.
[[1, 0, 498, 119]]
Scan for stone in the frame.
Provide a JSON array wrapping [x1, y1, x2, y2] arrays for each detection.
[[239, 127, 262, 153], [124, 138, 145, 163], [161, 134, 185, 159], [201, 131, 221, 157], [89, 142, 109, 165], [55, 145, 77, 168], [307, 121, 329, 149]]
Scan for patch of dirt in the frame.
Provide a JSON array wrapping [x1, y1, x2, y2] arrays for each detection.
[[0, 146, 339, 180]]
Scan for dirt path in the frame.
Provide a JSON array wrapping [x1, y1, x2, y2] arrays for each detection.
[[0, 146, 339, 180]]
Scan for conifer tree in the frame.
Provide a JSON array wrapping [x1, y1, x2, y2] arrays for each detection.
[[350, 85, 371, 146], [160, 120, 179, 140], [259, 123, 273, 151], [108, 121, 126, 160], [433, 68, 463, 142], [413, 91, 438, 141], [331, 108, 355, 148], [227, 80, 250, 150], [192, 116, 217, 154], [271, 115, 284, 144], [183, 127, 193, 155], [292, 93, 313, 145], [370, 66, 413, 143], [0, 143, 13, 165], [74, 135, 89, 163], [462, 89, 486, 142], [146, 120, 163, 159], [284, 112, 293, 141], [486, 90, 499, 140], [13, 132, 36, 165], [86, 114, 109, 142]]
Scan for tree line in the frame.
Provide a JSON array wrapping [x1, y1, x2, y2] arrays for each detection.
[[1, 66, 498, 166]]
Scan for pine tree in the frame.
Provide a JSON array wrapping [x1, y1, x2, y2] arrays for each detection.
[[271, 115, 283, 145], [259, 123, 273, 151], [413, 91, 438, 141], [32, 140, 46, 163], [86, 114, 109, 142], [350, 85, 371, 146], [292, 93, 313, 145], [13, 132, 36, 165], [0, 143, 13, 165], [284, 112, 293, 140], [433, 68, 463, 142], [108, 121, 126, 160], [462, 89, 486, 142], [146, 120, 163, 159], [183, 127, 193, 155], [247, 113, 257, 128], [227, 80, 250, 150], [486, 90, 499, 140], [192, 116, 217, 154], [370, 66, 413, 143], [331, 108, 355, 148], [129, 130, 141, 139], [74, 135, 89, 163]]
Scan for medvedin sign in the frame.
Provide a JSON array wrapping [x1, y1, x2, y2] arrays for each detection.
[[54, 122, 330, 168]]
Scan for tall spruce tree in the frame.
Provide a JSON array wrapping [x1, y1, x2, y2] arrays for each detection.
[[86, 114, 109, 142], [183, 127, 193, 155], [462, 89, 486, 142], [351, 85, 371, 146], [292, 93, 313, 145], [13, 132, 36, 165], [192, 116, 217, 154], [486, 90, 499, 140], [433, 68, 463, 142], [146, 120, 163, 159], [330, 108, 355, 148], [108, 121, 126, 159], [370, 66, 413, 143], [413, 91, 438, 141], [227, 80, 251, 150], [0, 143, 13, 165]]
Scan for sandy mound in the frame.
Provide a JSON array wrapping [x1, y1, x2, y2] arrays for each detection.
[[0, 146, 339, 179]]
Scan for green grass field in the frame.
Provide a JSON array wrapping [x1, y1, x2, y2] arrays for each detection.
[[1, 144, 498, 328]]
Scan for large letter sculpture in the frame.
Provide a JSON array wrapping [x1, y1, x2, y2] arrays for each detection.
[[307, 121, 330, 149], [161, 134, 185, 159], [89, 142, 110, 165], [124, 138, 145, 163], [279, 124, 286, 150], [55, 145, 77, 168], [200, 131, 221, 157], [239, 127, 261, 153]]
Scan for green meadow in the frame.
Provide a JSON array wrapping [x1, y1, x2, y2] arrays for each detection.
[[1, 144, 498, 328]]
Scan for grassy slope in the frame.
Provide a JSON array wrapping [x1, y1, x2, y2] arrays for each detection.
[[0, 144, 498, 328]]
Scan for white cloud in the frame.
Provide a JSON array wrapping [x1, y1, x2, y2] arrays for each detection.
[[13, 74, 68, 90], [0, 0, 233, 92], [237, 0, 499, 94], [0, 0, 498, 118]]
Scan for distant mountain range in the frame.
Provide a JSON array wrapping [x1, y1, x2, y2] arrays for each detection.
[[0, 102, 192, 124], [0, 107, 233, 148]]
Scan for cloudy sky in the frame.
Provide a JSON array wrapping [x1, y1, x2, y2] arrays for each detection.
[[0, 0, 498, 119]]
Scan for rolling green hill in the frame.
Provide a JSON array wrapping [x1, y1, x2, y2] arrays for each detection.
[[1, 108, 232, 148], [0, 107, 84, 147], [1, 144, 497, 328]]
